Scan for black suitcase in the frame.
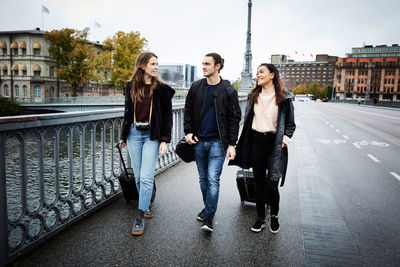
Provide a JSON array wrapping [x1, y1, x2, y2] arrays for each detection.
[[236, 169, 268, 204], [115, 144, 156, 202]]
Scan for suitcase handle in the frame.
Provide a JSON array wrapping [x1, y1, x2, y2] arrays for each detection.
[[115, 144, 130, 179]]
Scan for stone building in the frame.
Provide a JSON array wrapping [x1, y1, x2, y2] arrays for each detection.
[[0, 28, 112, 103]]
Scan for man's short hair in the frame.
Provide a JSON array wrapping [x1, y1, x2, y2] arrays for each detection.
[[205, 52, 224, 72]]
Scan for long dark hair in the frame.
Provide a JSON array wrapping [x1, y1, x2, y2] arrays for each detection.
[[248, 63, 287, 106], [130, 52, 164, 102]]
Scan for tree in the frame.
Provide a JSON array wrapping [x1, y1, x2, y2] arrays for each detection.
[[322, 85, 333, 100], [101, 31, 147, 89], [231, 80, 241, 91], [44, 28, 97, 96], [308, 80, 321, 98], [293, 84, 308, 95], [0, 97, 24, 116]]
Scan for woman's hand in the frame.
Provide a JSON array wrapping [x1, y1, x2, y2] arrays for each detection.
[[119, 140, 127, 147], [281, 142, 287, 148], [159, 142, 168, 157]]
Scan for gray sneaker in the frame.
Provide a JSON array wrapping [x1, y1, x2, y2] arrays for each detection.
[[144, 208, 154, 219], [132, 216, 145, 236]]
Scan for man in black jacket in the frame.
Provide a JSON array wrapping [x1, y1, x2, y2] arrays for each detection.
[[184, 53, 241, 232]]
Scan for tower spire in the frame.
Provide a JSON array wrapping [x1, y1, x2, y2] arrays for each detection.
[[239, 0, 253, 92]]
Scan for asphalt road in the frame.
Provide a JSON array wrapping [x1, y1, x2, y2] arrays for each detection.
[[10, 102, 400, 266]]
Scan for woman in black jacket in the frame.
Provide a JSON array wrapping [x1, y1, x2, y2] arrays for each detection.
[[229, 63, 295, 234], [119, 52, 175, 236]]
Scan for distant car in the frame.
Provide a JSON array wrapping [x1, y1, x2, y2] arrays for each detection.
[[295, 95, 311, 102]]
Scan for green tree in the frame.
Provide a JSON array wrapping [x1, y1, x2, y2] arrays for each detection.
[[101, 31, 148, 89], [0, 97, 24, 116], [45, 28, 97, 96], [293, 84, 308, 95], [322, 85, 333, 100], [308, 80, 321, 98], [231, 80, 241, 91]]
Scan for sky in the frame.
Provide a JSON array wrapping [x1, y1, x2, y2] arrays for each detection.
[[1, 0, 399, 81]]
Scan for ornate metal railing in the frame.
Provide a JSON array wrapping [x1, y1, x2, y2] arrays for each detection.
[[0, 105, 185, 265], [0, 97, 247, 265]]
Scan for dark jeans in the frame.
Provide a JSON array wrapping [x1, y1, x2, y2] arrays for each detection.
[[251, 131, 280, 219]]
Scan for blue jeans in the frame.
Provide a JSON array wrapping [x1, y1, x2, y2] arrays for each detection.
[[126, 126, 160, 211], [194, 140, 226, 219]]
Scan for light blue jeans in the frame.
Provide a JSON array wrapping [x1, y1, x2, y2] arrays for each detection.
[[126, 126, 160, 211], [194, 140, 226, 219]]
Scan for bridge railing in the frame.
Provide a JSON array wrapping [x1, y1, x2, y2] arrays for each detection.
[[0, 97, 247, 265]]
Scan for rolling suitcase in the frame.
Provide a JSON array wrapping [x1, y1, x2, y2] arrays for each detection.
[[115, 144, 156, 202], [236, 168, 268, 204]]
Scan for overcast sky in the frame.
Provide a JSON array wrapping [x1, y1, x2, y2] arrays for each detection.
[[1, 0, 399, 80]]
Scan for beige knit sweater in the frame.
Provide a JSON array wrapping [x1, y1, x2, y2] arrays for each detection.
[[251, 86, 292, 145]]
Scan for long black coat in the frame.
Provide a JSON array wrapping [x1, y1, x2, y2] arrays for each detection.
[[120, 81, 175, 142], [229, 94, 296, 186]]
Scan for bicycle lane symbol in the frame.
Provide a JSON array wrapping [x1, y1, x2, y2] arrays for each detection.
[[352, 140, 390, 149]]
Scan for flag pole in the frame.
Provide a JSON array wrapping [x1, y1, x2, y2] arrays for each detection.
[[42, 9, 43, 29]]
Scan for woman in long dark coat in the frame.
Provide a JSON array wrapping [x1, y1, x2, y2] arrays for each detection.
[[229, 63, 295, 233]]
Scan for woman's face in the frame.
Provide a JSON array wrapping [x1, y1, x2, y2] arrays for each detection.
[[256, 65, 274, 87], [143, 56, 158, 77]]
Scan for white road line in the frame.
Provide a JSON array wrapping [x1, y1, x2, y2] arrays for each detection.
[[353, 143, 361, 149], [367, 154, 380, 163], [330, 125, 334, 128], [390, 172, 400, 181], [341, 107, 400, 120], [335, 129, 341, 133], [343, 135, 349, 139]]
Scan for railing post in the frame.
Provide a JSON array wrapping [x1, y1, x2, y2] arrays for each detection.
[[0, 133, 8, 266]]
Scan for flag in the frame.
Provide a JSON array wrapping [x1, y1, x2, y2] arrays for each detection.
[[94, 21, 101, 28], [42, 5, 49, 14]]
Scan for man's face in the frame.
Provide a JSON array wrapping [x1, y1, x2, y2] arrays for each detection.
[[202, 56, 219, 77]]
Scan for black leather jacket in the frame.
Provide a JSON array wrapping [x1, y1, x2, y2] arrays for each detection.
[[184, 78, 242, 150], [229, 94, 296, 186], [120, 81, 175, 142]]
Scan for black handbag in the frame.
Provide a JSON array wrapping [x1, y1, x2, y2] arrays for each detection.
[[176, 137, 195, 163], [175, 94, 215, 163]]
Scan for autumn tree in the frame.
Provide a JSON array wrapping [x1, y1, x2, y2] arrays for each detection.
[[293, 84, 308, 95], [308, 80, 321, 98], [45, 28, 97, 96], [101, 31, 147, 89], [231, 80, 241, 91]]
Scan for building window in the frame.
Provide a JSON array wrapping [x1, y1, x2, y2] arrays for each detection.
[[4, 84, 9, 97], [23, 85, 27, 97], [2, 48, 7, 56], [12, 48, 18, 56], [22, 70, 27, 76], [50, 66, 55, 77], [34, 86, 41, 101], [33, 49, 40, 56], [15, 85, 19, 97], [13, 70, 19, 76], [22, 48, 26, 56]]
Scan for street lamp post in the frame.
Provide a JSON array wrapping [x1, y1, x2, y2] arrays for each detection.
[[364, 62, 373, 105]]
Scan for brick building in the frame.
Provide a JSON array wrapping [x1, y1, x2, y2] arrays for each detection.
[[271, 54, 338, 91], [334, 44, 400, 101]]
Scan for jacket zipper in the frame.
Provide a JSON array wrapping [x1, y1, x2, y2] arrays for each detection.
[[215, 98, 224, 147]]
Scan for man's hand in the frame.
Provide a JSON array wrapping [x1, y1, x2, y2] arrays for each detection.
[[226, 145, 236, 160], [185, 133, 198, 145], [159, 142, 168, 157]]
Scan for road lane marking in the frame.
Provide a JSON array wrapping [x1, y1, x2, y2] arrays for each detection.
[[390, 172, 400, 181], [353, 143, 361, 149], [341, 107, 400, 120], [343, 135, 349, 139], [367, 154, 380, 163], [335, 129, 341, 133]]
